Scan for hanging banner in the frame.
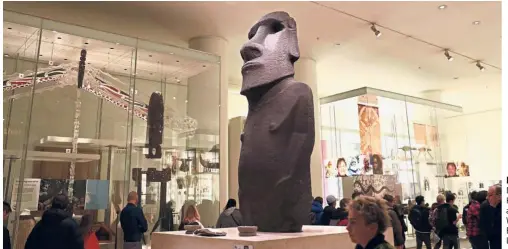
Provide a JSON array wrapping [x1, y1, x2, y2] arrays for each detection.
[[11, 178, 41, 211], [358, 102, 383, 175]]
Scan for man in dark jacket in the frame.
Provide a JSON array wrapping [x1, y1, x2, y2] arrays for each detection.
[[310, 197, 324, 225], [120, 192, 148, 249], [4, 201, 12, 249], [409, 196, 432, 249], [24, 194, 83, 249], [320, 195, 339, 225], [434, 193, 459, 249], [480, 185, 501, 249]]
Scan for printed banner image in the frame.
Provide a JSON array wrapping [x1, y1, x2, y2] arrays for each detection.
[[444, 162, 470, 177], [85, 180, 110, 210], [358, 104, 382, 156]]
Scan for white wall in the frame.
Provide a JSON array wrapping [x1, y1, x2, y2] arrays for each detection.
[[439, 81, 502, 183]]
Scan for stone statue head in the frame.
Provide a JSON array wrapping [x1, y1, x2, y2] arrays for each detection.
[[240, 11, 300, 97]]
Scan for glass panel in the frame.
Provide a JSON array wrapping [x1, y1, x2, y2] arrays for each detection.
[[124, 44, 220, 239], [3, 20, 43, 249]]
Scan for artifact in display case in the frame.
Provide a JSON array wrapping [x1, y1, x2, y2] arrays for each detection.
[[146, 92, 164, 159], [3, 63, 197, 137], [238, 11, 314, 232]]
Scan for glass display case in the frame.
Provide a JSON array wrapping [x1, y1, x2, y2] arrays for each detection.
[[319, 87, 463, 206], [3, 10, 221, 248]]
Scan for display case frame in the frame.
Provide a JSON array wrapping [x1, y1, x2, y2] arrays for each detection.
[[320, 87, 463, 204], [3, 10, 222, 248]]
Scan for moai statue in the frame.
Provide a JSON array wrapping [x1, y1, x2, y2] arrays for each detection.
[[238, 11, 315, 232]]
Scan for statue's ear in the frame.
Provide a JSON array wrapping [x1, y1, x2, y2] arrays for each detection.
[[287, 18, 300, 63]]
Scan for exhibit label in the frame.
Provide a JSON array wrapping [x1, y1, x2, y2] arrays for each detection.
[[11, 178, 41, 211]]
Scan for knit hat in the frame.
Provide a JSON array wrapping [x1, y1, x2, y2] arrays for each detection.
[[326, 195, 337, 205]]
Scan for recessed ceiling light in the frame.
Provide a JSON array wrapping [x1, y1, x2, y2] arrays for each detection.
[[84, 42, 89, 45], [39, 54, 43, 56], [7, 27, 12, 30], [202, 65, 206, 67], [124, 68, 127, 71], [64, 59, 68, 61], [87, 62, 91, 64], [176, 60, 180, 63], [173, 97, 176, 100], [149, 55, 152, 57], [110, 48, 114, 50], [57, 37, 62, 40], [438, 4, 447, 10], [169, 52, 174, 55], [472, 21, 481, 25], [150, 73, 153, 75], [185, 100, 188, 103], [453, 77, 459, 80], [334, 43, 341, 46], [116, 42, 120, 45], [4, 54, 9, 57]]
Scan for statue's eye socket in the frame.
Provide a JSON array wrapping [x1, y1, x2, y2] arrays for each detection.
[[271, 22, 284, 33]]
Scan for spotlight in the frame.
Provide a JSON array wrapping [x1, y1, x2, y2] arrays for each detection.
[[444, 50, 453, 61], [476, 61, 485, 72], [371, 24, 382, 37]]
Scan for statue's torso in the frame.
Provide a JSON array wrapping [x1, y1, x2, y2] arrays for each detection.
[[238, 78, 315, 232]]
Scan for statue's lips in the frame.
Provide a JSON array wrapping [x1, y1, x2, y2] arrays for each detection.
[[241, 61, 261, 72]]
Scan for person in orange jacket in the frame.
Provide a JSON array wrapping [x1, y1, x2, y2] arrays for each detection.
[[80, 214, 100, 249]]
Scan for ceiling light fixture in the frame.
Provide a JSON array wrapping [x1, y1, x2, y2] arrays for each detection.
[[7, 27, 12, 30], [476, 61, 485, 71], [110, 48, 114, 50], [57, 37, 62, 40], [84, 42, 89, 45], [370, 24, 381, 38], [173, 97, 176, 100], [444, 50, 453, 61], [472, 21, 481, 25], [4, 54, 9, 57], [438, 4, 447, 10]]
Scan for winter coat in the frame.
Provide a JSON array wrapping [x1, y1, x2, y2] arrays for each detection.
[[409, 205, 432, 233], [216, 208, 243, 228], [387, 207, 405, 246], [83, 232, 100, 249], [24, 208, 84, 249], [320, 205, 337, 226], [310, 201, 324, 224], [355, 233, 396, 249]]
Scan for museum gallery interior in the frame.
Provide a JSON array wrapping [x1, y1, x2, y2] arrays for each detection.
[[1, 1, 501, 249]]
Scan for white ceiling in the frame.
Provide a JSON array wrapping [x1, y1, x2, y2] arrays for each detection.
[[3, 1, 502, 98], [3, 21, 216, 83]]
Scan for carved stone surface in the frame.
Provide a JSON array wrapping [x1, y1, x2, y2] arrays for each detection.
[[238, 11, 315, 233]]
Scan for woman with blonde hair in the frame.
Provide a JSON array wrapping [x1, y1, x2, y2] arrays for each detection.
[[178, 205, 203, 230], [346, 196, 395, 249]]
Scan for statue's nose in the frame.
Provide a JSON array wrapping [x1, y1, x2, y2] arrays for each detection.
[[240, 43, 263, 63]]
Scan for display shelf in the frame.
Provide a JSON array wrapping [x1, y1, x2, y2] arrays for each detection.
[[3, 150, 100, 162]]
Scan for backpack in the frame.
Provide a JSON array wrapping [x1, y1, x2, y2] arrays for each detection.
[[434, 207, 449, 233], [309, 212, 317, 225], [409, 207, 423, 229]]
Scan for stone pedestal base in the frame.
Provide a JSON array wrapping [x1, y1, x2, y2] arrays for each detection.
[[151, 226, 394, 249]]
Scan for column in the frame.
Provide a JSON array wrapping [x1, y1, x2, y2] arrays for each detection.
[[294, 57, 323, 198], [188, 36, 229, 210]]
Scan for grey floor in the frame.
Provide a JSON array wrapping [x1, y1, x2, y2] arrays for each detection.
[[406, 237, 471, 249]]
